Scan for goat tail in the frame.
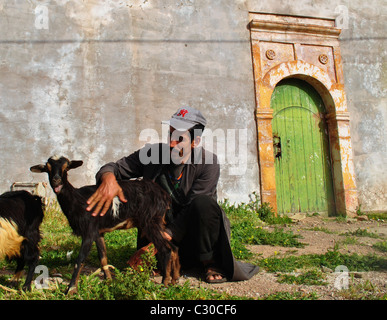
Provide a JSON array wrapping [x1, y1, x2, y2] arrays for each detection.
[[0, 218, 25, 260]]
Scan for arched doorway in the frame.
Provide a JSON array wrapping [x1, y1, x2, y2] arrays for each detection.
[[249, 13, 358, 216], [271, 78, 335, 215]]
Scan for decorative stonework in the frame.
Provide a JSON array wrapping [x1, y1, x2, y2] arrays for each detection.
[[249, 12, 358, 217], [265, 49, 276, 60], [319, 53, 329, 64]]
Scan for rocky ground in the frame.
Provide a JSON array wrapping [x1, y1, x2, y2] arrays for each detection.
[[162, 215, 387, 300]]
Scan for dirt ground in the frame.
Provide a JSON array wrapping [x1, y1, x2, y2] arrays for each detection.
[[2, 214, 386, 300], [168, 215, 387, 300]]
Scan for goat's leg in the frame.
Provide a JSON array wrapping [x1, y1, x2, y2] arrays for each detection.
[[66, 237, 94, 295], [171, 249, 181, 285], [23, 255, 39, 291], [150, 237, 171, 286], [160, 249, 172, 286], [10, 257, 25, 286], [95, 235, 112, 280], [142, 218, 178, 286], [21, 244, 40, 291], [162, 247, 180, 286]]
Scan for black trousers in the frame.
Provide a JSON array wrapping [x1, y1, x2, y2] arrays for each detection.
[[137, 195, 223, 268], [180, 195, 223, 265]]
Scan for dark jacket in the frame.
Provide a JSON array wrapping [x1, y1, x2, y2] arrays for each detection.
[[96, 143, 259, 281], [96, 143, 219, 203]]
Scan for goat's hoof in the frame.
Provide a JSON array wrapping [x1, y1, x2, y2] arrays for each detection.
[[9, 280, 20, 288], [162, 278, 172, 287], [65, 286, 78, 295], [22, 285, 32, 292]]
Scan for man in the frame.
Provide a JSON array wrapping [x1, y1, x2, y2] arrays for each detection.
[[86, 106, 259, 283]]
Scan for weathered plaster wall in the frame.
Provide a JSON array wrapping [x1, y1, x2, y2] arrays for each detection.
[[247, 0, 387, 212], [0, 0, 258, 202], [0, 0, 385, 211]]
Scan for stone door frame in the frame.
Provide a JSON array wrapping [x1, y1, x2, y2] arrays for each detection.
[[249, 13, 358, 216]]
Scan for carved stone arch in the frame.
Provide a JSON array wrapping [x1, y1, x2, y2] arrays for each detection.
[[249, 13, 358, 216]]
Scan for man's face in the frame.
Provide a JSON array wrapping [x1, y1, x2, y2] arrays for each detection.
[[169, 126, 194, 164]]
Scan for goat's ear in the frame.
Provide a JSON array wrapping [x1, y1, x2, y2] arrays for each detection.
[[68, 160, 83, 170], [30, 164, 47, 173]]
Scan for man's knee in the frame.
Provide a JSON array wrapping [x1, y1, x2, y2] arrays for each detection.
[[190, 195, 221, 221], [191, 195, 217, 211]]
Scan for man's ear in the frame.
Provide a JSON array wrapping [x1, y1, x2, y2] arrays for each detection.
[[192, 136, 201, 148], [68, 160, 83, 170], [30, 164, 47, 173]]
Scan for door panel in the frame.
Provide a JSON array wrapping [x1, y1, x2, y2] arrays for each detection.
[[271, 79, 335, 215]]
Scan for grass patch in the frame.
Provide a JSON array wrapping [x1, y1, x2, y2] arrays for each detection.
[[258, 248, 387, 273], [221, 194, 303, 260], [367, 212, 387, 222], [0, 256, 239, 301], [261, 291, 319, 300], [342, 228, 380, 239], [0, 199, 249, 300], [373, 240, 387, 253], [306, 226, 336, 234], [338, 280, 387, 300], [1, 195, 386, 300], [277, 269, 327, 286]]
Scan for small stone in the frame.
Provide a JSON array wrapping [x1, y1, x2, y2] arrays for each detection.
[[321, 266, 333, 273], [351, 272, 363, 279]]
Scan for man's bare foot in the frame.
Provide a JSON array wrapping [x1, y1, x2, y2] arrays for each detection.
[[203, 260, 227, 283]]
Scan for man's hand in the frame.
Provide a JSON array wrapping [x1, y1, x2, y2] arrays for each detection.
[[86, 172, 127, 216]]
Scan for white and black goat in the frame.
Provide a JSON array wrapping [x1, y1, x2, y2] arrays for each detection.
[[0, 190, 44, 291], [30, 156, 180, 294]]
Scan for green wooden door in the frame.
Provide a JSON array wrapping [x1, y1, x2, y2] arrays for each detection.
[[271, 79, 335, 215]]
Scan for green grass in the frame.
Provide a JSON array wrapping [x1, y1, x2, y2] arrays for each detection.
[[0, 252, 238, 300], [221, 194, 303, 260], [342, 228, 381, 239], [367, 212, 387, 222], [1, 195, 387, 300], [373, 240, 387, 253], [257, 248, 387, 273], [337, 280, 387, 300], [277, 269, 327, 286], [0, 199, 250, 300], [261, 291, 319, 300]]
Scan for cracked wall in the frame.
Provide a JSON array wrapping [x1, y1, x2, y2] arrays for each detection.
[[0, 0, 385, 211]]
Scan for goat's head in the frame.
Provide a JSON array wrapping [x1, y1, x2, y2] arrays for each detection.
[[30, 156, 83, 194]]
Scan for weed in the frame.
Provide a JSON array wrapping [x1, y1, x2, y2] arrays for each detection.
[[338, 280, 387, 300], [373, 240, 387, 253], [335, 216, 348, 223], [340, 236, 358, 245], [222, 193, 302, 259], [277, 269, 327, 286], [258, 248, 387, 273], [367, 212, 387, 222], [342, 228, 380, 239], [356, 204, 365, 216], [307, 226, 336, 234], [261, 291, 319, 300]]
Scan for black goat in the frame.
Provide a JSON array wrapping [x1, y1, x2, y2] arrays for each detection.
[[30, 156, 180, 294], [0, 190, 44, 291]]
